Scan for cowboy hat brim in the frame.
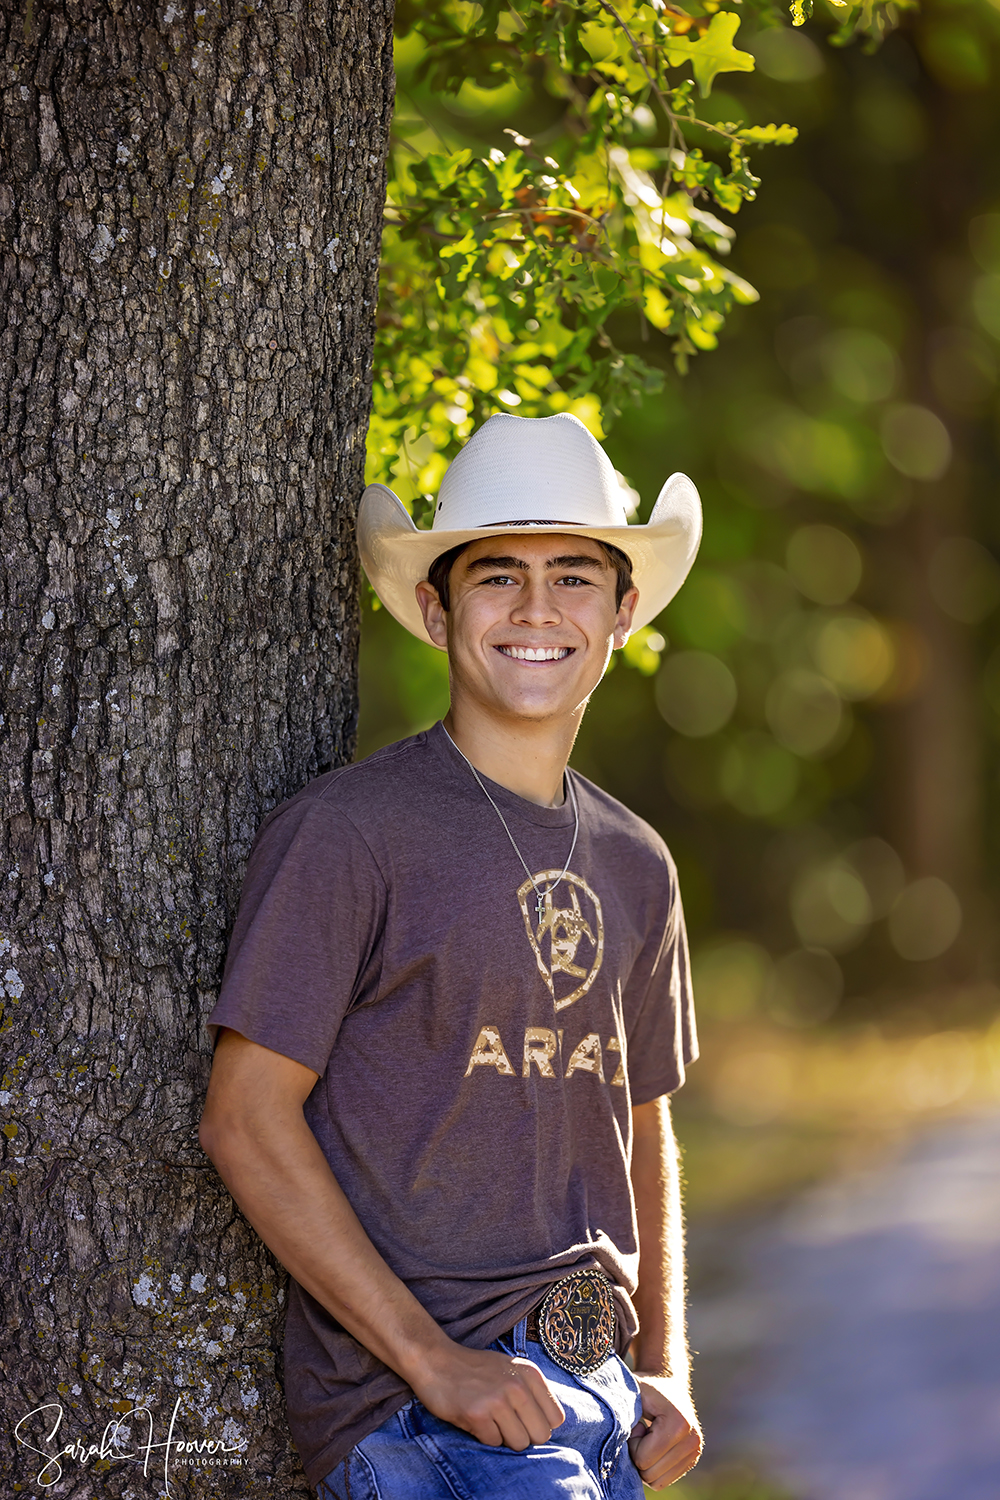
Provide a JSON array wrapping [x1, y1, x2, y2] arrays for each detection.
[[357, 473, 702, 649]]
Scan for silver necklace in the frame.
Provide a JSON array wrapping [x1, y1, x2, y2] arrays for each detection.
[[442, 725, 580, 922]]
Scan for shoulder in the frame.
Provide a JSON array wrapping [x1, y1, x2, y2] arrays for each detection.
[[238, 734, 438, 896], [571, 770, 679, 884], [255, 730, 436, 842]]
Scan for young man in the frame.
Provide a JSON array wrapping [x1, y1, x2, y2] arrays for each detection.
[[200, 411, 704, 1497]]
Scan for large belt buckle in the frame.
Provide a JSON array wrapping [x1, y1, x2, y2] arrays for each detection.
[[536, 1268, 617, 1375]]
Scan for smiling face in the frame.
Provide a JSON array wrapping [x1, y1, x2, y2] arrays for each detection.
[[415, 532, 639, 729]]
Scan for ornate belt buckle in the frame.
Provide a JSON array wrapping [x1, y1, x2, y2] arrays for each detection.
[[536, 1268, 617, 1375]]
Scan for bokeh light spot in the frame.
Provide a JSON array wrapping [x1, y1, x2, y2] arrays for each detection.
[[786, 524, 863, 605], [812, 611, 895, 699], [621, 625, 666, 675], [820, 328, 898, 403], [919, 21, 991, 92], [766, 668, 845, 757], [754, 407, 867, 497], [853, 84, 926, 164], [880, 403, 951, 480], [889, 878, 962, 961], [843, 838, 905, 919], [972, 272, 1000, 340], [721, 732, 800, 817], [791, 861, 872, 952], [751, 27, 825, 82], [655, 651, 738, 737]]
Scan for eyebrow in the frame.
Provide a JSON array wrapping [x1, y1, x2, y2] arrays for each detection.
[[464, 553, 607, 574]]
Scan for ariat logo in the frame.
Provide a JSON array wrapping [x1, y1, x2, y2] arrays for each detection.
[[517, 870, 604, 1012], [463, 1024, 625, 1086]]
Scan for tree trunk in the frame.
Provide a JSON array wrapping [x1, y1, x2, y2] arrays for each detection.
[[887, 495, 981, 893], [877, 47, 992, 979], [0, 1, 392, 1492]]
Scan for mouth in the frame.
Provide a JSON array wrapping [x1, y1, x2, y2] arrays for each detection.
[[495, 645, 574, 663]]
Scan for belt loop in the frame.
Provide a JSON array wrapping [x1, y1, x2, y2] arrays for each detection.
[[512, 1314, 529, 1358]]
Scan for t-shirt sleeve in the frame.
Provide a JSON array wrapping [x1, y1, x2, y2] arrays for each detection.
[[621, 851, 698, 1104], [206, 797, 386, 1077]]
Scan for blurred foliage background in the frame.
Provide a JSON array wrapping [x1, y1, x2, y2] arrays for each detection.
[[362, 0, 1000, 1031], [358, 2, 1000, 1489]]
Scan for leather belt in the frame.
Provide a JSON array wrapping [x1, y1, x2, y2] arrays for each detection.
[[524, 1268, 617, 1374]]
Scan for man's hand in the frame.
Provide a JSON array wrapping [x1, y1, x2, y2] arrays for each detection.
[[628, 1374, 702, 1490], [411, 1343, 566, 1450]]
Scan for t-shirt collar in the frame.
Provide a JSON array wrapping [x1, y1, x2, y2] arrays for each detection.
[[428, 720, 577, 829]]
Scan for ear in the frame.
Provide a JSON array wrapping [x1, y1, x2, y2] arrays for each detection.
[[613, 585, 640, 650], [415, 580, 449, 650]]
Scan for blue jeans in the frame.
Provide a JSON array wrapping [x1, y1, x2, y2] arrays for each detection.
[[318, 1316, 645, 1499]]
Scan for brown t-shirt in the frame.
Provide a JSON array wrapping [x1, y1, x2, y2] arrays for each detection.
[[207, 723, 697, 1487]]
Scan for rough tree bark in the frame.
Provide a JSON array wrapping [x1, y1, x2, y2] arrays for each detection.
[[0, 1, 392, 1492]]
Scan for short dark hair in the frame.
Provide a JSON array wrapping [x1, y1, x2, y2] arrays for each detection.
[[427, 537, 634, 611]]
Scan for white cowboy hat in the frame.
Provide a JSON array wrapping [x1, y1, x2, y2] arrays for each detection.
[[357, 412, 702, 648]]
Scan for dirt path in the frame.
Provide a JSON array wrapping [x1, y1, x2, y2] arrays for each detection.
[[689, 1110, 1000, 1500]]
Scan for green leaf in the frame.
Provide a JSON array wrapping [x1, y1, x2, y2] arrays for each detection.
[[418, 150, 473, 188], [735, 123, 800, 146], [580, 20, 617, 63], [663, 13, 755, 98], [643, 285, 675, 332], [722, 269, 760, 305], [685, 313, 720, 350]]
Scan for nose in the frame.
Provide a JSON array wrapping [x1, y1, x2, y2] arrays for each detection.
[[510, 574, 561, 628]]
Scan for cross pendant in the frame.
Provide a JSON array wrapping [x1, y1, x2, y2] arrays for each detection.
[[536, 889, 547, 922]]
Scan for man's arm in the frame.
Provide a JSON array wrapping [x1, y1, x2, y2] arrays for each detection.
[[627, 1094, 703, 1489], [199, 1028, 564, 1449]]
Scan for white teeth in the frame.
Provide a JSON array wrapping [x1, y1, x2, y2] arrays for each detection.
[[499, 646, 570, 661]]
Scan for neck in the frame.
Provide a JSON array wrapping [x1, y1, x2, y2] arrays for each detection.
[[443, 704, 580, 808]]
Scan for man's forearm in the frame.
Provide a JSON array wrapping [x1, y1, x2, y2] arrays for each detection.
[[201, 1088, 453, 1387], [629, 1094, 690, 1385], [626, 1094, 702, 1489], [199, 1033, 565, 1451]]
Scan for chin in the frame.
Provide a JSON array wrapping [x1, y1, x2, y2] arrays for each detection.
[[503, 689, 590, 722]]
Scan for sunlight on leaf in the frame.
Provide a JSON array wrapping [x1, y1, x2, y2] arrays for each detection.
[[663, 13, 756, 98]]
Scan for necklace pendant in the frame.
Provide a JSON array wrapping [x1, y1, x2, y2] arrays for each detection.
[[536, 890, 547, 922]]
